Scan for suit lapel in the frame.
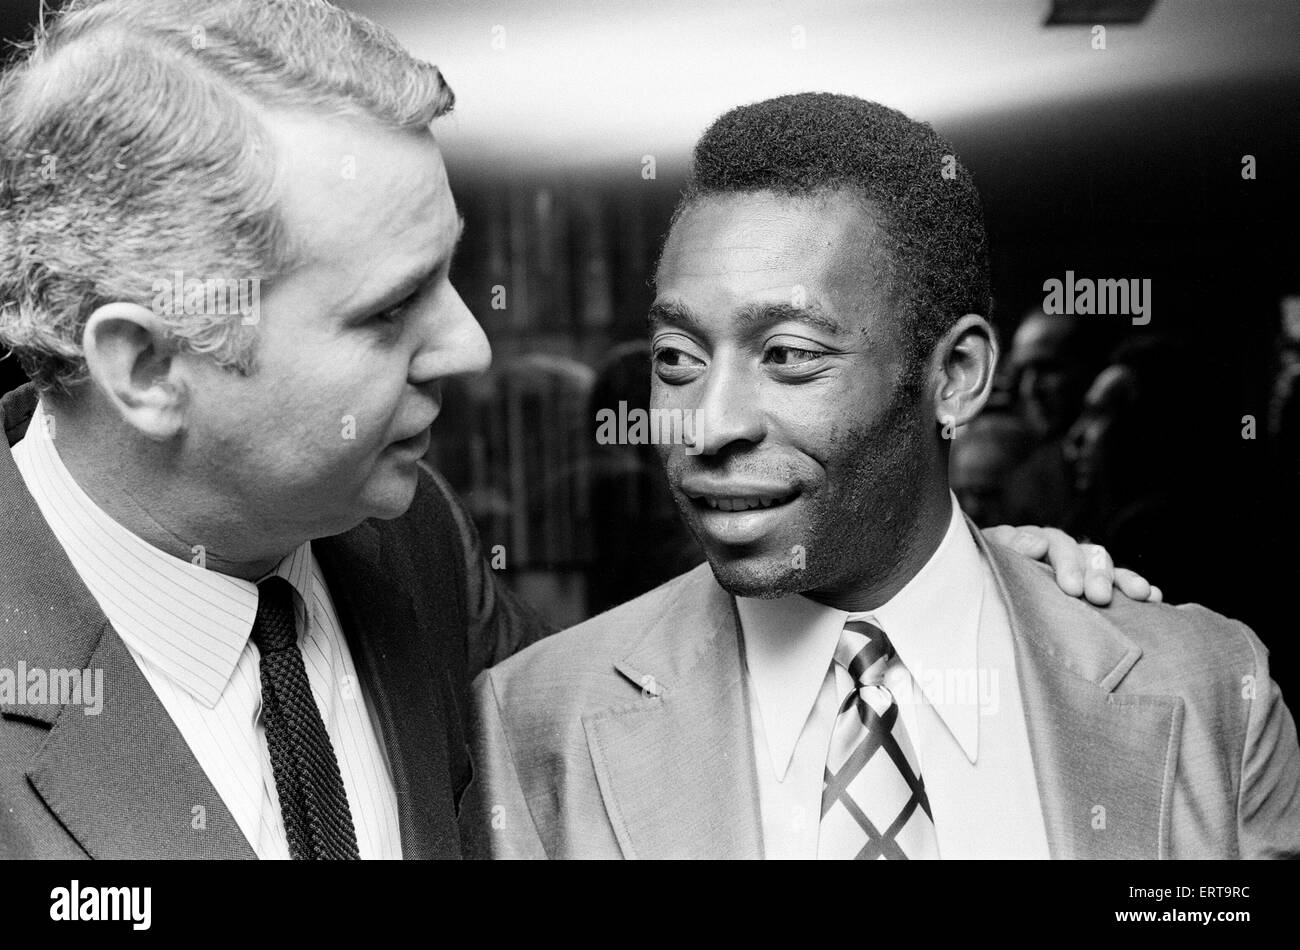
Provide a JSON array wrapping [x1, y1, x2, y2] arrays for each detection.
[[583, 567, 764, 859], [561, 518, 1182, 861], [24, 626, 256, 859], [315, 526, 460, 859], [977, 530, 1182, 859], [0, 391, 252, 858]]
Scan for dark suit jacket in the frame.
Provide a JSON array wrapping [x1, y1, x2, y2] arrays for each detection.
[[466, 526, 1300, 859], [0, 383, 551, 859]]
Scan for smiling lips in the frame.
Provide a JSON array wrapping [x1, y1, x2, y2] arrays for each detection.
[[695, 495, 790, 511], [679, 483, 798, 511], [678, 482, 801, 546]]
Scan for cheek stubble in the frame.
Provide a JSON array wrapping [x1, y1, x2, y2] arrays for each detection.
[[680, 379, 928, 601]]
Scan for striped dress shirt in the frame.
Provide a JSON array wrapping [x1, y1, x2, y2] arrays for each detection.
[[11, 401, 402, 859]]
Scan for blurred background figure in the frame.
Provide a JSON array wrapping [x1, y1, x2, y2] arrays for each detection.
[[951, 410, 1034, 527], [1268, 297, 1300, 496], [1063, 336, 1251, 621], [1012, 309, 1114, 439], [428, 353, 598, 629], [1002, 309, 1115, 529], [585, 342, 703, 615]]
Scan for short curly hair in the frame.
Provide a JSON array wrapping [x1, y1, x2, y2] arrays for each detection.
[[672, 92, 991, 370]]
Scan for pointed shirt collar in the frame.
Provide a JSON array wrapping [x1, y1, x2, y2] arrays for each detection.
[[736, 494, 984, 780], [11, 400, 315, 708]]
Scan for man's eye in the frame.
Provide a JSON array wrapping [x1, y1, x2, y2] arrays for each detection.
[[374, 301, 410, 323], [654, 347, 704, 368], [370, 292, 421, 328], [764, 344, 826, 366], [652, 346, 706, 382]]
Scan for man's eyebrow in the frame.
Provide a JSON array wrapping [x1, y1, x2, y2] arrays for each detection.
[[647, 299, 845, 337], [647, 300, 702, 332], [736, 301, 845, 337], [451, 213, 467, 255], [357, 214, 466, 317], [442, 213, 468, 275], [432, 213, 468, 277]]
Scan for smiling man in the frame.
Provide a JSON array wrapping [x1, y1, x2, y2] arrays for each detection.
[[467, 93, 1300, 859], [0, 0, 548, 859], [0, 0, 1121, 864]]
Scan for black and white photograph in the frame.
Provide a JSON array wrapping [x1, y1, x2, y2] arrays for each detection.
[[0, 0, 1297, 927]]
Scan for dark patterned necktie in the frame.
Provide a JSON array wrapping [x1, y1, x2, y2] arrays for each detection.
[[251, 576, 360, 860], [818, 620, 938, 859]]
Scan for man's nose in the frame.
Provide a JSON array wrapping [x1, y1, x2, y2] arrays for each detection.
[[687, 360, 765, 455], [1019, 368, 1040, 401], [1063, 417, 1086, 464], [410, 286, 492, 384]]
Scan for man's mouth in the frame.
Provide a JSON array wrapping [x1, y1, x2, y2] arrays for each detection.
[[390, 405, 442, 451], [688, 493, 797, 512], [388, 426, 432, 456], [678, 482, 801, 545]]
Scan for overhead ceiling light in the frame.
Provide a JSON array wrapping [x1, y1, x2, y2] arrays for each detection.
[[1044, 0, 1157, 25]]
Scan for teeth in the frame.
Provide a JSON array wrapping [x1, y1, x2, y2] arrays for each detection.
[[705, 496, 781, 512]]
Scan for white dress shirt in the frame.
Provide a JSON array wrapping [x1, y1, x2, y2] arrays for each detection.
[[737, 494, 1050, 859], [12, 401, 402, 859]]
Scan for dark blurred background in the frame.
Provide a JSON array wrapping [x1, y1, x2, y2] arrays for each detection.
[[3, 0, 1298, 687]]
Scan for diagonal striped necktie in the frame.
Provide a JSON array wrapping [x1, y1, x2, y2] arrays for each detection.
[[818, 620, 939, 860]]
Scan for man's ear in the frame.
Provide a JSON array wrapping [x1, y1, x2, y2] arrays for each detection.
[[931, 313, 998, 432], [81, 301, 187, 441]]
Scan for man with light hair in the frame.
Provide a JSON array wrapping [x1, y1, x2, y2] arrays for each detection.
[[0, 0, 550, 860], [0, 0, 1144, 860]]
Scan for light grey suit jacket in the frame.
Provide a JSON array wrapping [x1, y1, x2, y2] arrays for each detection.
[[464, 530, 1300, 859]]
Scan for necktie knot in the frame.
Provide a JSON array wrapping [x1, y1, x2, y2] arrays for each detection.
[[835, 620, 894, 689], [252, 576, 298, 654], [821, 618, 936, 860]]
